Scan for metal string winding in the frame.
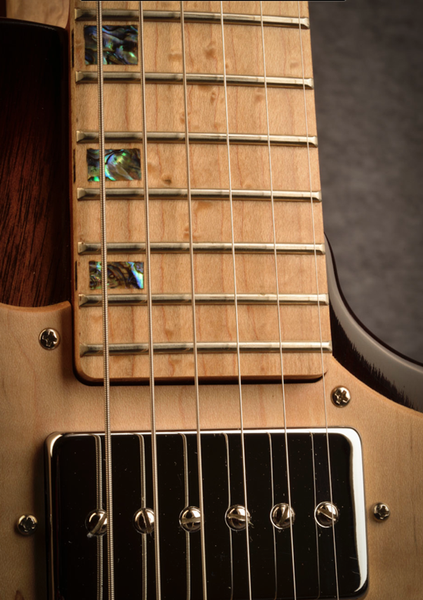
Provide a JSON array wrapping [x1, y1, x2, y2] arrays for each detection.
[[219, 4, 253, 599], [297, 2, 340, 597], [179, 3, 208, 598], [138, 3, 162, 598], [94, 435, 104, 600], [267, 433, 278, 599], [259, 5, 297, 596], [223, 433, 235, 600], [138, 435, 148, 600], [96, 3, 115, 598]]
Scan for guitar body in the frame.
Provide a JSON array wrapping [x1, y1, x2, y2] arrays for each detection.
[[1, 4, 423, 600], [3, 306, 423, 599]]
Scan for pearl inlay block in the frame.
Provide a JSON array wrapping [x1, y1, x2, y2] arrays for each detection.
[[89, 261, 144, 290], [84, 25, 138, 65]]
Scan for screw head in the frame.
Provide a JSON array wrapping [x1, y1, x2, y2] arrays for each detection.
[[225, 504, 251, 531], [373, 502, 390, 521], [39, 328, 60, 350], [134, 507, 155, 535], [315, 501, 339, 528], [17, 515, 38, 536], [331, 386, 351, 407], [85, 509, 107, 537], [179, 506, 201, 533], [270, 503, 295, 530]]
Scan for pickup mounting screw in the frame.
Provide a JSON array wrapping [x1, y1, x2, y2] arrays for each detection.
[[270, 503, 295, 530], [39, 328, 60, 350], [179, 506, 201, 533], [331, 386, 351, 407], [17, 514, 38, 536], [134, 508, 155, 535], [315, 501, 339, 528], [225, 504, 251, 531], [85, 509, 107, 537], [373, 502, 390, 521]]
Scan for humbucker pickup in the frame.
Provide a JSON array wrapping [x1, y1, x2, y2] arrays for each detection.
[[46, 428, 367, 599]]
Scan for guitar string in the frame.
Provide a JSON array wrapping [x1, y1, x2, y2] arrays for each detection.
[[310, 433, 321, 593], [267, 433, 278, 600], [219, 4, 253, 599], [181, 434, 192, 600], [138, 3, 162, 599], [223, 432, 235, 600], [179, 5, 208, 598], [138, 434, 148, 600], [297, 2, 340, 598], [259, 3, 297, 598], [95, 3, 115, 598], [94, 434, 104, 600]]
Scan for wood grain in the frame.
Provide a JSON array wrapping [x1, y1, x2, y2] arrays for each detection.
[[5, 0, 308, 26], [1, 4, 423, 599], [69, 0, 329, 382], [1, 300, 422, 598], [0, 19, 70, 308], [6, 0, 69, 27]]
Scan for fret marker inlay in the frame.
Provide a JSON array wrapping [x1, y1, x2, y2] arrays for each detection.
[[89, 261, 144, 290], [84, 25, 138, 65], [87, 148, 141, 182]]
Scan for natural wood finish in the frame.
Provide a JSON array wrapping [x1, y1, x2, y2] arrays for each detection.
[[74, 144, 320, 190], [1, 300, 423, 598], [5, 1, 308, 28], [69, 0, 329, 382], [76, 199, 323, 243], [2, 3, 423, 599], [75, 84, 317, 134], [0, 19, 71, 308], [73, 21, 312, 76], [6, 0, 69, 27], [2, 4, 423, 598], [74, 1, 309, 18]]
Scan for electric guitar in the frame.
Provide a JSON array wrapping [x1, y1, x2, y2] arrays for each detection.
[[1, 2, 423, 599]]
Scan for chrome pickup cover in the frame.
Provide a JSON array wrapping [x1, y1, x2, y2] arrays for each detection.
[[46, 428, 367, 599]]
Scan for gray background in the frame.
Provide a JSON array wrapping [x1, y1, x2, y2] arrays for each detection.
[[308, 0, 423, 363]]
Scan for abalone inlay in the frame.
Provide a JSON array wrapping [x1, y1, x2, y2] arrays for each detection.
[[89, 261, 144, 290], [84, 25, 138, 65], [87, 149, 141, 182]]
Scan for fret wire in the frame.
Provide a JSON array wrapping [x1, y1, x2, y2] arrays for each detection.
[[219, 4, 253, 600], [76, 71, 314, 88], [180, 4, 208, 598], [96, 4, 115, 599], [76, 130, 318, 147], [138, 3, 162, 599], [297, 2, 340, 599], [78, 292, 329, 307], [77, 241, 326, 254], [80, 340, 333, 357], [259, 3, 297, 598], [75, 9, 310, 29], [76, 188, 322, 201]]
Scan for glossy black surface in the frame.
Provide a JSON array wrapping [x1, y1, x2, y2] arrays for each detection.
[[48, 429, 367, 599], [327, 237, 423, 413]]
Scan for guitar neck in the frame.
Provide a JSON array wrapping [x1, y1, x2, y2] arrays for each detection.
[[69, 0, 331, 383]]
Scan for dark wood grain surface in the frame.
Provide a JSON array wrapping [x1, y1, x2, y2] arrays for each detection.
[[0, 19, 70, 307]]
